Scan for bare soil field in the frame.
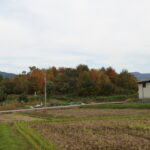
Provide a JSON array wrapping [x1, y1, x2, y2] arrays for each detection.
[[29, 119, 150, 150], [26, 108, 150, 118], [22, 108, 150, 150], [0, 107, 150, 150], [0, 113, 43, 123]]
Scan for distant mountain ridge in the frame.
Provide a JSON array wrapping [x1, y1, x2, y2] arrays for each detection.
[[0, 71, 16, 78], [131, 72, 150, 81]]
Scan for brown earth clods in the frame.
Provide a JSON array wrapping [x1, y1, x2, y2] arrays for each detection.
[[0, 113, 42, 123], [27, 108, 150, 150], [27, 108, 150, 118], [30, 119, 150, 150], [1, 108, 150, 150]]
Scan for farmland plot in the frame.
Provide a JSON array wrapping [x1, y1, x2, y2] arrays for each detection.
[[28, 118, 150, 150], [24, 108, 150, 118], [0, 107, 150, 150], [21, 108, 150, 150]]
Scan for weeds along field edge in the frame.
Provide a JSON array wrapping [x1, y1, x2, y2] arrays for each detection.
[[18, 112, 150, 124], [0, 123, 30, 150], [14, 121, 58, 150], [80, 103, 150, 109]]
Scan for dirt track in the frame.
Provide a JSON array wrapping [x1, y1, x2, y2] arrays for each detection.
[[0, 113, 42, 123]]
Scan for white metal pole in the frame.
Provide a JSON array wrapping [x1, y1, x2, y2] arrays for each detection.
[[44, 75, 47, 107]]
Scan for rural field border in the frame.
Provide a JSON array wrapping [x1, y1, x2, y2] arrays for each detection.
[[14, 121, 57, 150], [0, 102, 123, 114]]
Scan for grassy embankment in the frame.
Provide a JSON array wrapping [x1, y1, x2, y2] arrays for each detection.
[[80, 103, 150, 109], [0, 93, 138, 110], [0, 123, 30, 150], [14, 122, 57, 150], [49, 93, 137, 103], [0, 118, 58, 150]]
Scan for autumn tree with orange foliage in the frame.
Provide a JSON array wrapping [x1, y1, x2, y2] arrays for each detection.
[[1, 65, 138, 96]]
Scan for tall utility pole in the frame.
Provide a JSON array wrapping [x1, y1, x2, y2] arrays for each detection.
[[44, 75, 47, 107]]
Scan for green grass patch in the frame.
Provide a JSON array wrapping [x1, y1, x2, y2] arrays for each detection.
[[0, 123, 30, 150], [18, 112, 54, 120], [128, 99, 150, 103], [15, 121, 58, 150], [80, 103, 150, 109], [19, 112, 150, 123], [41, 114, 150, 123], [49, 94, 137, 103]]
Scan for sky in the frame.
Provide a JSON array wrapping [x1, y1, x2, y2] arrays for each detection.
[[0, 0, 150, 74]]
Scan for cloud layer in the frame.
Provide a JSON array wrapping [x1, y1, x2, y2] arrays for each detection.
[[0, 0, 150, 73]]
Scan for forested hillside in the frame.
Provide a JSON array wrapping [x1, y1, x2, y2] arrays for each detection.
[[0, 65, 137, 97]]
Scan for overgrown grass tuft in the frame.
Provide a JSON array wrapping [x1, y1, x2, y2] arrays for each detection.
[[15, 121, 58, 150], [0, 123, 29, 150]]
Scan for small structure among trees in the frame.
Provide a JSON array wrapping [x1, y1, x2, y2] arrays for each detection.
[[138, 80, 150, 99]]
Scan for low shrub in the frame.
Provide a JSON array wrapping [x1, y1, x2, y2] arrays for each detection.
[[28, 95, 44, 102], [128, 99, 150, 103], [49, 94, 138, 103], [0, 88, 7, 103]]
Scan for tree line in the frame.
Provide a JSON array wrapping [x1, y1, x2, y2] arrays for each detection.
[[0, 65, 137, 100]]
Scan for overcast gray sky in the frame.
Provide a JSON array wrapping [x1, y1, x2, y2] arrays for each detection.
[[0, 0, 150, 73]]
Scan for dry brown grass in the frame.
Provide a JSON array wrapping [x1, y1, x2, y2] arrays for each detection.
[[20, 108, 150, 149], [0, 103, 21, 111], [27, 108, 150, 150], [29, 119, 150, 150], [0, 113, 43, 123], [28, 108, 150, 118], [0, 101, 42, 111]]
